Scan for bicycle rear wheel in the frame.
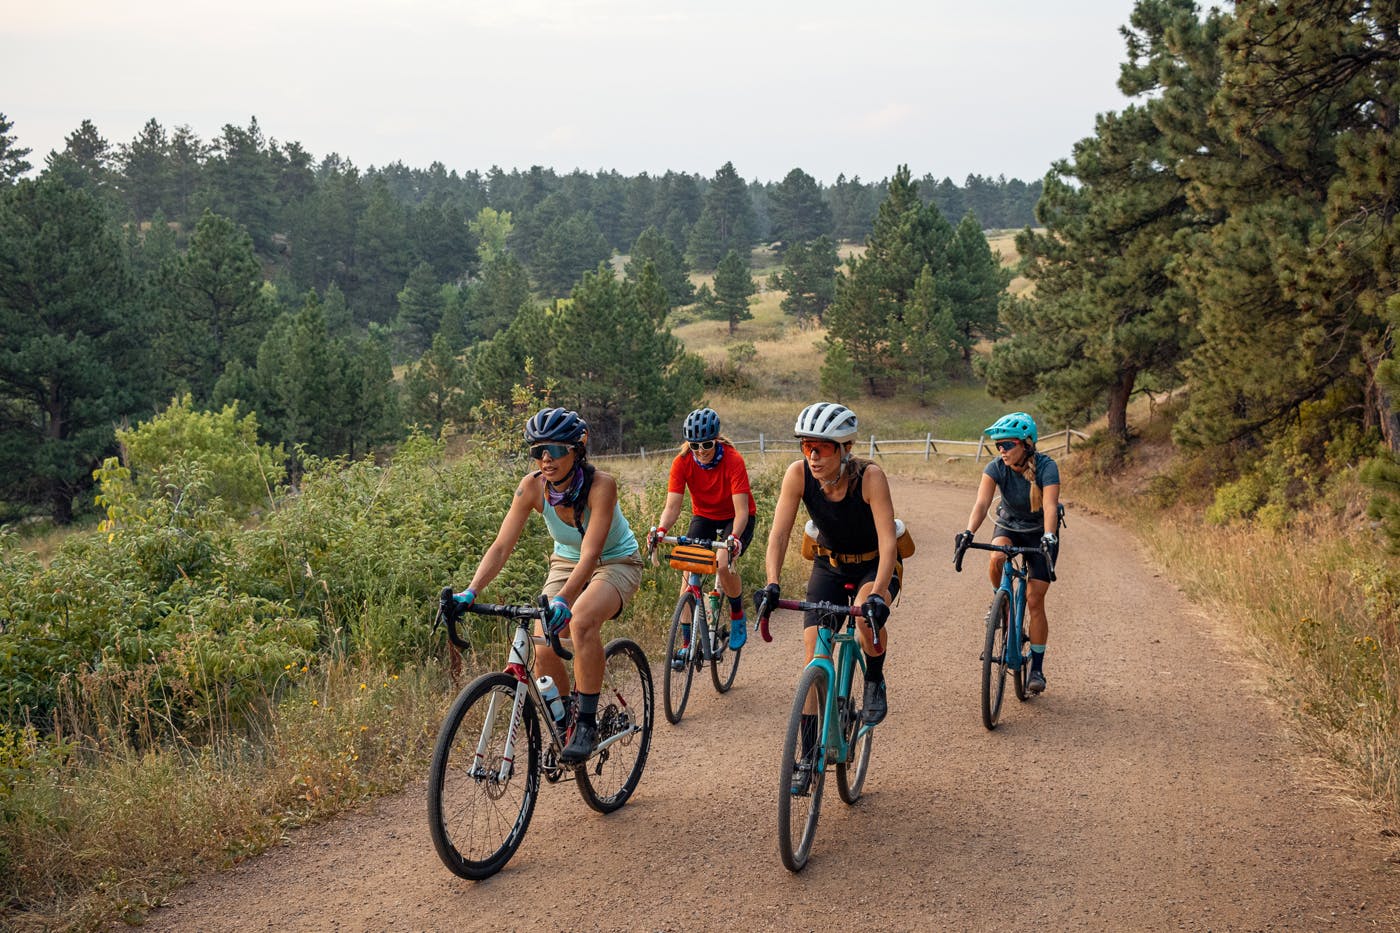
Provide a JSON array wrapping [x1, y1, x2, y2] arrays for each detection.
[[664, 593, 697, 724], [836, 655, 873, 804], [778, 664, 828, 872], [427, 672, 540, 880], [981, 590, 1010, 730], [576, 638, 654, 814], [709, 605, 741, 694]]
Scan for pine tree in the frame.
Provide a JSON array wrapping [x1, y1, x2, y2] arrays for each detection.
[[403, 333, 475, 433], [773, 236, 839, 326], [155, 209, 276, 404], [711, 249, 756, 336], [546, 267, 703, 447], [941, 211, 1011, 361], [626, 226, 693, 307], [0, 112, 33, 185], [891, 266, 958, 404], [0, 178, 152, 521], [769, 168, 831, 249], [395, 261, 445, 359]]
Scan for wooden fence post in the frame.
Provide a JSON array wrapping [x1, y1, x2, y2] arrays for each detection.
[[925, 433, 932, 461]]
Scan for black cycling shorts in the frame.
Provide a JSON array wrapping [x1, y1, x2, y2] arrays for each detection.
[[803, 557, 902, 629], [685, 515, 755, 555], [993, 525, 1058, 583]]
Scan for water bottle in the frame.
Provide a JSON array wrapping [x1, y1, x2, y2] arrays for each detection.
[[536, 675, 567, 727]]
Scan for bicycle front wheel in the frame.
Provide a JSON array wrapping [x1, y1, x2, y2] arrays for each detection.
[[778, 664, 828, 872], [709, 605, 741, 694], [981, 590, 1010, 730], [664, 593, 697, 724], [836, 655, 873, 804], [576, 638, 654, 814], [427, 672, 540, 880]]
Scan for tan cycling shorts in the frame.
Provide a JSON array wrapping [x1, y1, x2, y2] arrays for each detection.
[[542, 552, 644, 613]]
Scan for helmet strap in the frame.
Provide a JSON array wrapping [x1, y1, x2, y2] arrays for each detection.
[[819, 456, 847, 491]]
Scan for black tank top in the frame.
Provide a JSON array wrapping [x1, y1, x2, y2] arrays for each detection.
[[802, 460, 878, 555]]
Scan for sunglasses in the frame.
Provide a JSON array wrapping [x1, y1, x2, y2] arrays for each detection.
[[800, 439, 839, 457], [995, 440, 1020, 452], [688, 439, 717, 451], [529, 443, 573, 460]]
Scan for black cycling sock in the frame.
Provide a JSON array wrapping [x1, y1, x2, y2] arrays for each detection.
[[1030, 645, 1046, 673], [575, 691, 599, 726], [800, 713, 818, 757], [864, 651, 885, 683], [728, 594, 744, 616]]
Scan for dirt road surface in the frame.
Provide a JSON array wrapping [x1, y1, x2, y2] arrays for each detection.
[[142, 477, 1399, 931]]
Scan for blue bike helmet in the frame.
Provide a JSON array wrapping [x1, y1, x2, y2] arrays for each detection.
[[525, 407, 588, 444], [683, 407, 721, 442], [985, 412, 1038, 444]]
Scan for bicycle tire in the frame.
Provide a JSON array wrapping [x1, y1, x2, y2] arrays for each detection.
[[709, 602, 741, 694], [981, 590, 1010, 730], [664, 594, 697, 724], [576, 638, 654, 814], [427, 672, 540, 880], [836, 655, 873, 804], [778, 664, 828, 872]]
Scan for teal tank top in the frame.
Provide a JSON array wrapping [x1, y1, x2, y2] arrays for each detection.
[[541, 486, 638, 562]]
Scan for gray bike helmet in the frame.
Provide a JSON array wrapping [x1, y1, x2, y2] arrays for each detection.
[[524, 407, 588, 444], [794, 402, 859, 442], [683, 407, 721, 442]]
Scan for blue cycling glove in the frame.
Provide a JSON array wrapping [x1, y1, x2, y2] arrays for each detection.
[[544, 596, 572, 636]]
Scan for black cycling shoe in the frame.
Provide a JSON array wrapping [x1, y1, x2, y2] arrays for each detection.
[[862, 679, 888, 725], [1026, 671, 1046, 695], [560, 720, 598, 765], [789, 760, 814, 796]]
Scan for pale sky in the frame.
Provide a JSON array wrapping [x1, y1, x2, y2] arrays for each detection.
[[7, 0, 1139, 185]]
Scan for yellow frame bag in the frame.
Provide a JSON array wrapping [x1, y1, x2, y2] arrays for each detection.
[[668, 544, 718, 574]]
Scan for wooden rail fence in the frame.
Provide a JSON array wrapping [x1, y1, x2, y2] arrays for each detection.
[[592, 429, 1089, 464]]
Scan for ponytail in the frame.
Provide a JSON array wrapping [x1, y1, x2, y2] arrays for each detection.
[[1025, 447, 1043, 512]]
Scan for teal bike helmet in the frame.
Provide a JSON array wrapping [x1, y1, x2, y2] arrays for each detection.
[[985, 412, 1038, 443]]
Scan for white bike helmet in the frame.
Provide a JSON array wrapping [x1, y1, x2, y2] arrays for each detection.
[[794, 402, 859, 442]]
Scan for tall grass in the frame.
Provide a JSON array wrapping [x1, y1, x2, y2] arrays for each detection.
[[2, 658, 450, 931]]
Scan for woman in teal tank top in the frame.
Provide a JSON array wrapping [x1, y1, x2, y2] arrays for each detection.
[[459, 408, 642, 765]]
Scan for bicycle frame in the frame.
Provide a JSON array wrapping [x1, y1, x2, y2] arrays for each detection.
[[651, 533, 731, 664], [774, 598, 869, 767], [436, 590, 639, 768]]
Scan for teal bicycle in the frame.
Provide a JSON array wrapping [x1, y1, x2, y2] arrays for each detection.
[[954, 537, 1054, 730], [756, 591, 875, 872]]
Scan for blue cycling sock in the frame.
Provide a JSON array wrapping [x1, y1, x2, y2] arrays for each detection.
[[575, 691, 599, 726], [1030, 644, 1045, 672]]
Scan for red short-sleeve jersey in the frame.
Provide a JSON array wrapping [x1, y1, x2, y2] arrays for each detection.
[[667, 444, 757, 521]]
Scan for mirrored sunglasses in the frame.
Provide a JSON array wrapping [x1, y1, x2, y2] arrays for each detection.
[[529, 443, 572, 460], [995, 440, 1019, 452], [688, 439, 717, 451], [800, 439, 839, 457]]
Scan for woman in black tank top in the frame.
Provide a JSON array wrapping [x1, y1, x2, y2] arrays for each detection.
[[756, 402, 901, 728]]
